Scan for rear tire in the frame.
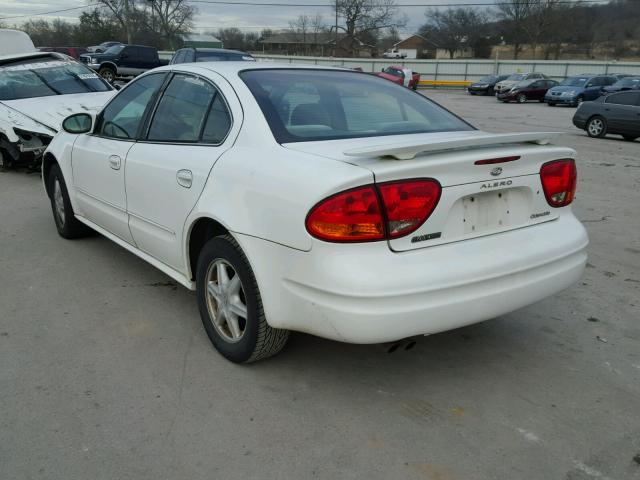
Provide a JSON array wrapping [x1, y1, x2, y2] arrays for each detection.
[[98, 66, 115, 83], [196, 234, 289, 363], [622, 135, 638, 142], [47, 164, 92, 239], [586, 116, 607, 138]]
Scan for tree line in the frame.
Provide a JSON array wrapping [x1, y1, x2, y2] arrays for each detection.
[[3, 0, 639, 59]]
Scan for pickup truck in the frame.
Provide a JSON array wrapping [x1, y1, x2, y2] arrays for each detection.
[[376, 65, 421, 90], [79, 44, 168, 83], [382, 49, 407, 59]]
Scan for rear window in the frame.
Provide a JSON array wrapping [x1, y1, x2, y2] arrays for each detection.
[[240, 69, 472, 143]]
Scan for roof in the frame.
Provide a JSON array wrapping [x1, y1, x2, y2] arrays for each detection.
[[394, 34, 439, 48], [0, 52, 66, 66], [177, 47, 248, 55], [182, 33, 222, 43]]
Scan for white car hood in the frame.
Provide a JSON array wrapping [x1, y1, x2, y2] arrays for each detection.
[[0, 91, 115, 138]]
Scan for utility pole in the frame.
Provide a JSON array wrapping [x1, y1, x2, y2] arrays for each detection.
[[124, 0, 132, 43], [334, 0, 338, 57]]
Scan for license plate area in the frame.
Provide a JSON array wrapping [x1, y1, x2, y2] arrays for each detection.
[[462, 189, 520, 234]]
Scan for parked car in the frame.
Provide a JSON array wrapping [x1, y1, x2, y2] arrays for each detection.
[[494, 73, 548, 95], [382, 49, 407, 59], [43, 63, 588, 362], [376, 65, 420, 89], [86, 41, 122, 54], [601, 76, 640, 95], [79, 44, 168, 83], [0, 52, 114, 170], [170, 47, 255, 65], [0, 29, 36, 55], [572, 90, 640, 141], [610, 73, 633, 80], [497, 79, 558, 103], [467, 74, 510, 95], [545, 74, 618, 106], [38, 46, 88, 59]]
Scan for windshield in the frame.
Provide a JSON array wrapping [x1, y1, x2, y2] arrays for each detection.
[[104, 45, 125, 55], [617, 77, 640, 87], [560, 77, 588, 87], [478, 76, 497, 83], [507, 74, 526, 81], [241, 69, 473, 143], [0, 58, 111, 100]]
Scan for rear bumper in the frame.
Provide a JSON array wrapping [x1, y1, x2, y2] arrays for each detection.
[[235, 212, 588, 343]]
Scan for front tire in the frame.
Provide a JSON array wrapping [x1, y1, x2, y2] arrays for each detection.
[[196, 235, 289, 363], [586, 116, 607, 138], [517, 94, 527, 103], [547, 102, 556, 106], [47, 164, 92, 238]]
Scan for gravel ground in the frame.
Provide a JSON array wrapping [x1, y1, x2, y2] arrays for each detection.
[[1, 90, 639, 480]]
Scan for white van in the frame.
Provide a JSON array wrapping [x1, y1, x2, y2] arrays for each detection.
[[0, 29, 36, 56]]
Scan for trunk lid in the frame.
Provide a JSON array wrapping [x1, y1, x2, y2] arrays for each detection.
[[285, 131, 575, 252]]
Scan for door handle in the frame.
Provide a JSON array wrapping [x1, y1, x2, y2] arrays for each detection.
[[108, 155, 121, 170], [176, 169, 193, 188]]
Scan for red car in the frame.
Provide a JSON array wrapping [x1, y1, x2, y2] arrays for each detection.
[[376, 65, 420, 90]]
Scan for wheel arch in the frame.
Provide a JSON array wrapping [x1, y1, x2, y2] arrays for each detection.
[[98, 62, 118, 73], [42, 152, 58, 197], [186, 216, 231, 281]]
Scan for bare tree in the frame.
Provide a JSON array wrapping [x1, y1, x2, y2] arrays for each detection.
[[333, 0, 406, 56], [521, 0, 562, 58], [289, 14, 310, 53], [421, 7, 490, 59], [495, 0, 533, 59], [148, 0, 195, 48], [96, 0, 135, 43]]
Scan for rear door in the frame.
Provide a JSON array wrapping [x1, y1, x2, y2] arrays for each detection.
[[124, 71, 240, 271], [604, 91, 640, 133]]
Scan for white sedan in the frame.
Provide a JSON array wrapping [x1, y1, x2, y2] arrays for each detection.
[[43, 63, 588, 362]]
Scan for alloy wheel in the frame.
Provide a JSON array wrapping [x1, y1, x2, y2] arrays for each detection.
[[588, 118, 604, 136], [205, 259, 248, 343]]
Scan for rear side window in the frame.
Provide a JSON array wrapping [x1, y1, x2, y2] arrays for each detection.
[[606, 91, 640, 106], [146, 74, 232, 143], [98, 72, 166, 139], [241, 69, 472, 143]]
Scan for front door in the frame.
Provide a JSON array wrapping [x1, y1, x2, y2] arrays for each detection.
[[71, 72, 167, 242], [124, 72, 239, 272]]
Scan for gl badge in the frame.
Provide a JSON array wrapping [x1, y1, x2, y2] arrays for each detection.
[[490, 167, 503, 176]]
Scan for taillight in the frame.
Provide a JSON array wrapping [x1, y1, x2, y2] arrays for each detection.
[[306, 179, 441, 242], [378, 179, 441, 238], [306, 186, 385, 242], [540, 159, 577, 208]]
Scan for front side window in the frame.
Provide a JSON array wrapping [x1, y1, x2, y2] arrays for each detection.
[[241, 69, 472, 143], [98, 73, 166, 139], [147, 74, 230, 143], [0, 57, 111, 100], [606, 91, 640, 106]]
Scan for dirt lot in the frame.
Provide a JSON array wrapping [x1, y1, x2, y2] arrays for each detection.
[[1, 90, 639, 480]]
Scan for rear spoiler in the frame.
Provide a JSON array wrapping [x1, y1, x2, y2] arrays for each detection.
[[343, 132, 562, 160]]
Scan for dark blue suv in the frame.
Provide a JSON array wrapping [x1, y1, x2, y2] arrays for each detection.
[[545, 74, 618, 107]]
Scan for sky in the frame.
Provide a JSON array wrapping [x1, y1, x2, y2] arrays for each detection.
[[0, 0, 459, 36]]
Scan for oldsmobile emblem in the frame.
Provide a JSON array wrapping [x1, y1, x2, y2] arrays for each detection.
[[490, 167, 503, 176]]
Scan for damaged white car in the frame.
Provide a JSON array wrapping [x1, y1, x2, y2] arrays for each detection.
[[0, 52, 115, 170]]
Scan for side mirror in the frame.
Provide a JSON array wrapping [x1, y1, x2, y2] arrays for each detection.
[[62, 113, 93, 134]]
